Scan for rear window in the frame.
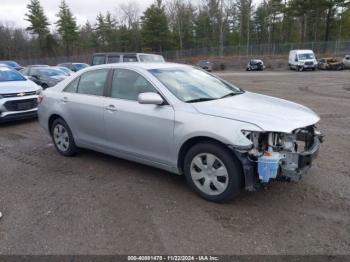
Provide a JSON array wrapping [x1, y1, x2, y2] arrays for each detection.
[[138, 54, 165, 63], [92, 55, 106, 66]]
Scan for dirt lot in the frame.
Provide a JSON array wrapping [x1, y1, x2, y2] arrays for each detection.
[[0, 70, 349, 255]]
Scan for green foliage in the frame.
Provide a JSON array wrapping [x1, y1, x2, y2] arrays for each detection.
[[56, 0, 79, 56], [141, 0, 170, 52]]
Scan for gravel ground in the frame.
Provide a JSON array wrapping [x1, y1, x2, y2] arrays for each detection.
[[0, 70, 349, 255]]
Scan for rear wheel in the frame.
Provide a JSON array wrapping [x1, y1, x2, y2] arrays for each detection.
[[51, 118, 77, 156], [184, 142, 243, 202]]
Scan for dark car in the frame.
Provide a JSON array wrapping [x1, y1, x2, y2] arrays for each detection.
[[91, 53, 165, 66], [57, 63, 89, 72], [196, 60, 214, 72], [318, 57, 344, 70], [21, 66, 68, 89], [0, 61, 23, 71], [246, 59, 265, 71]]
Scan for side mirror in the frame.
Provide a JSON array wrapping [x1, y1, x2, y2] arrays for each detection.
[[138, 92, 164, 105], [295, 58, 298, 62]]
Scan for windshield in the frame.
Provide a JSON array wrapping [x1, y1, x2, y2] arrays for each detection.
[[149, 67, 243, 102], [0, 67, 26, 82], [39, 68, 67, 77], [139, 54, 165, 63], [298, 53, 315, 60], [74, 63, 89, 70], [0, 61, 20, 68]]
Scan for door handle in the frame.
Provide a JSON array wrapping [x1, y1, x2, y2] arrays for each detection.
[[105, 104, 117, 112], [60, 97, 69, 103]]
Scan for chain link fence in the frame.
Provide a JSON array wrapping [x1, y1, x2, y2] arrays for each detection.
[[15, 40, 350, 66]]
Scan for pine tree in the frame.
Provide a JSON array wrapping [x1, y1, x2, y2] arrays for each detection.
[[25, 0, 50, 54], [142, 0, 170, 52], [56, 0, 79, 57]]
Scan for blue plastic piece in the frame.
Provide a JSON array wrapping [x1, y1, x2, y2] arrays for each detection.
[[257, 153, 281, 183]]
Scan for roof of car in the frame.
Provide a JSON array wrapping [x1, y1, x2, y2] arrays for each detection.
[[93, 52, 163, 56], [89, 62, 190, 71]]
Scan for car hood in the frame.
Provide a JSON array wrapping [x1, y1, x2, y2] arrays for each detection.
[[192, 92, 320, 133], [0, 80, 40, 94]]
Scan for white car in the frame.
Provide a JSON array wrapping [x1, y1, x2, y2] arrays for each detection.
[[343, 55, 350, 69], [0, 65, 41, 123]]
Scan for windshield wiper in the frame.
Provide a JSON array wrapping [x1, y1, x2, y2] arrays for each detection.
[[186, 97, 217, 103], [220, 92, 244, 99]]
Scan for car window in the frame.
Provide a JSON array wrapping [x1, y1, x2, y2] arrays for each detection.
[[21, 68, 29, 75], [111, 69, 157, 101], [64, 77, 80, 93], [108, 56, 120, 63], [77, 69, 108, 96], [30, 68, 40, 76], [123, 55, 138, 62], [92, 55, 106, 65]]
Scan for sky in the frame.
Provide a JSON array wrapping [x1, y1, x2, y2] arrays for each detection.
[[0, 0, 262, 29]]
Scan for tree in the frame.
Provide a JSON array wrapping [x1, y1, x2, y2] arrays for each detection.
[[167, 0, 196, 53], [56, 0, 79, 57], [141, 0, 170, 52], [25, 0, 50, 54]]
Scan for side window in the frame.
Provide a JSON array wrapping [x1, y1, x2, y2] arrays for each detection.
[[21, 68, 29, 75], [31, 68, 40, 77], [64, 77, 80, 93], [92, 55, 106, 66], [77, 69, 109, 96], [108, 56, 120, 63], [123, 55, 138, 62], [111, 69, 157, 101], [346, 56, 350, 60]]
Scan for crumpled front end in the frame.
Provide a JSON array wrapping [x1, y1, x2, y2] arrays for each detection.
[[236, 125, 323, 189]]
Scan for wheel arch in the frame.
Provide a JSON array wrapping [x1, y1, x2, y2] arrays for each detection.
[[48, 114, 65, 135], [177, 136, 242, 174]]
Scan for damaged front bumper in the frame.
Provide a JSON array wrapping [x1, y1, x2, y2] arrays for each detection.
[[233, 126, 324, 191]]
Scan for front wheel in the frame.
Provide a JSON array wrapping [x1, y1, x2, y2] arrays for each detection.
[[298, 66, 304, 72], [184, 142, 243, 202], [51, 118, 78, 156]]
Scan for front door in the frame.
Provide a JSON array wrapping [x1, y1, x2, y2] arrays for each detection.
[[104, 68, 175, 166]]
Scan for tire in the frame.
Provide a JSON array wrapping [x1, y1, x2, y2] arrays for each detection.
[[51, 118, 78, 156], [183, 142, 243, 202], [298, 66, 304, 72]]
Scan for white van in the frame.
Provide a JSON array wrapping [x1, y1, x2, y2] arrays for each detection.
[[289, 50, 317, 72]]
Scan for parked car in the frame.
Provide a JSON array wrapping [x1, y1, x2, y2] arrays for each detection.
[[246, 59, 265, 71], [0, 60, 23, 71], [53, 66, 74, 76], [289, 50, 317, 71], [21, 66, 69, 89], [0, 65, 41, 123], [91, 53, 165, 66], [57, 63, 89, 72], [318, 57, 344, 70], [196, 60, 214, 72], [343, 55, 350, 69], [38, 63, 323, 202]]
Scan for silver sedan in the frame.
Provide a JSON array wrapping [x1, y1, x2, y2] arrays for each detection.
[[38, 63, 322, 202]]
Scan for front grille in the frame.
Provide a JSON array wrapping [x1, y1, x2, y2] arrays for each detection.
[[305, 62, 314, 66], [1, 91, 36, 98], [4, 98, 38, 111]]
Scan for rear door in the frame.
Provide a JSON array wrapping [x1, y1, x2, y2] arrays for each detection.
[[103, 68, 175, 165], [60, 68, 111, 147]]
